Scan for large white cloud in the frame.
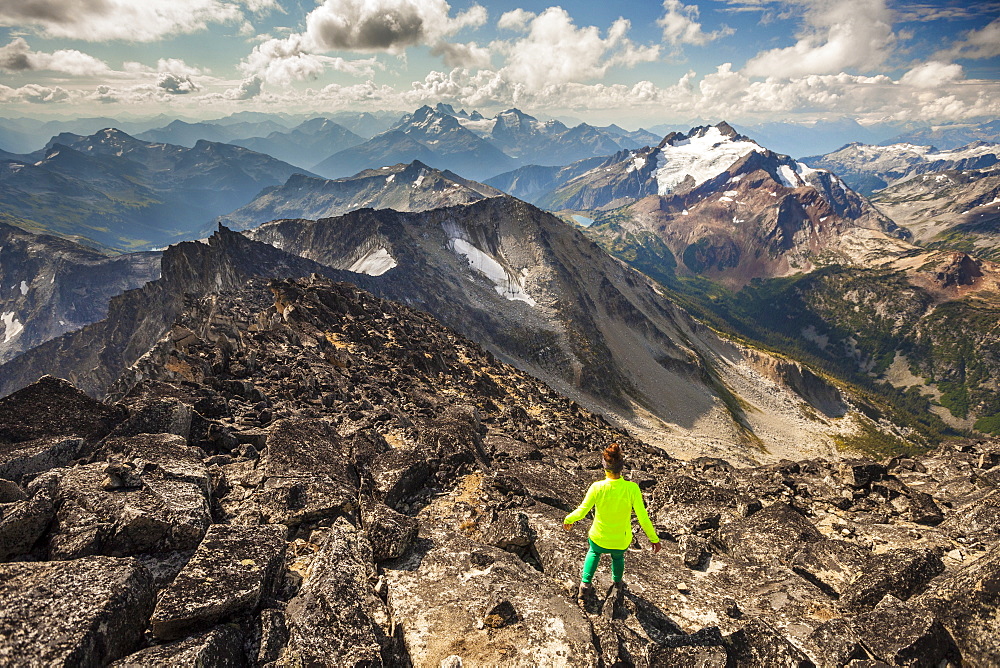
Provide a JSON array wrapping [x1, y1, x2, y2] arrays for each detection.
[[743, 0, 897, 78], [900, 61, 964, 89], [493, 7, 660, 91], [241, 0, 482, 84], [658, 0, 733, 46], [305, 0, 486, 53], [0, 38, 111, 76], [0, 83, 71, 104], [936, 18, 1000, 61], [0, 0, 272, 42]]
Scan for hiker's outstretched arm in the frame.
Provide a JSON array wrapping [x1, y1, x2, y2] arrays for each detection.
[[564, 484, 597, 526], [632, 485, 660, 545]]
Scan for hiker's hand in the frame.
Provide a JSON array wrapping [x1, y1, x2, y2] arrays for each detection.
[[651, 542, 661, 554], [563, 523, 573, 532]]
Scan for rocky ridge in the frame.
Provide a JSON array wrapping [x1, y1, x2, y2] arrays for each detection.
[[0, 276, 998, 666]]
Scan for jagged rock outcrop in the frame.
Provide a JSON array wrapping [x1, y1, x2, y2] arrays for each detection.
[[0, 275, 996, 666]]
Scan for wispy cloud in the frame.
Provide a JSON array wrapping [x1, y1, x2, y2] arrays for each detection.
[[935, 18, 1000, 61], [658, 0, 734, 46]]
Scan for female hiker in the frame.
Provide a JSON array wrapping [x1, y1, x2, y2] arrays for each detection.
[[563, 443, 660, 599]]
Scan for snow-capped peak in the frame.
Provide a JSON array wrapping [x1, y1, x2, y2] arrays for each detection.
[[654, 125, 764, 195]]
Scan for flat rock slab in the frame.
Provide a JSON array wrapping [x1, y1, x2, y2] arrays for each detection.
[[0, 555, 155, 666], [151, 523, 288, 640], [385, 536, 599, 667], [263, 418, 354, 483], [113, 625, 245, 667], [0, 436, 84, 484], [49, 462, 211, 559], [839, 548, 944, 612]]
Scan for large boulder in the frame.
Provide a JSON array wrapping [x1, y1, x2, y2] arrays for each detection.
[[915, 543, 1000, 666], [839, 548, 944, 612], [0, 555, 155, 666], [715, 503, 823, 565], [99, 433, 210, 493], [47, 462, 211, 559], [385, 537, 599, 667], [282, 517, 400, 666], [790, 539, 871, 598], [113, 625, 245, 667], [150, 523, 288, 640], [363, 501, 419, 562], [0, 475, 56, 560]]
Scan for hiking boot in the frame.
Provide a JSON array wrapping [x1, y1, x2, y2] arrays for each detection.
[[577, 582, 593, 602]]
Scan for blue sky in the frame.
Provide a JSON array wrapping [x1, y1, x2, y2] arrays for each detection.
[[0, 0, 997, 127]]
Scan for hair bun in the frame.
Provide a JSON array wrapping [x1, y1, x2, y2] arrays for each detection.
[[603, 443, 623, 472]]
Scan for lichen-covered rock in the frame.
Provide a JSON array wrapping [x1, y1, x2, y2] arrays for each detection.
[[371, 448, 431, 510], [113, 624, 246, 667], [838, 460, 887, 488], [262, 419, 356, 485], [0, 555, 155, 666], [48, 462, 211, 559], [363, 501, 419, 562], [678, 534, 711, 570], [151, 523, 287, 640], [715, 502, 823, 565], [0, 482, 54, 560], [100, 433, 210, 493], [0, 436, 84, 484], [0, 479, 25, 503], [112, 396, 194, 441], [850, 595, 959, 667], [386, 537, 599, 667], [790, 539, 871, 597], [252, 608, 289, 665], [723, 617, 814, 668], [480, 508, 535, 554], [282, 517, 399, 666], [915, 543, 1000, 666], [502, 460, 591, 511], [0, 375, 125, 445], [839, 548, 944, 612]]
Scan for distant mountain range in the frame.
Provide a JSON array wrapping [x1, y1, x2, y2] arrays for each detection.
[[0, 128, 314, 250], [801, 141, 1000, 195], [217, 160, 502, 231]]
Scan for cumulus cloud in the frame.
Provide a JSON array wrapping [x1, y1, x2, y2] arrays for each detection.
[[936, 18, 1000, 61], [430, 41, 492, 68], [658, 0, 733, 46], [157, 72, 200, 94], [0, 38, 111, 75], [0, 82, 71, 103], [743, 0, 897, 78], [494, 7, 660, 90], [0, 0, 271, 41], [497, 9, 535, 31], [900, 61, 964, 88], [241, 33, 382, 83], [304, 0, 486, 53], [240, 0, 481, 82]]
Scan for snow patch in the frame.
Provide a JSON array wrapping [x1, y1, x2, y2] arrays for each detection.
[[682, 209, 689, 215], [385, 174, 395, 184], [719, 196, 734, 202], [19, 280, 28, 295], [653, 127, 762, 195], [626, 154, 647, 173], [347, 247, 397, 276], [413, 170, 426, 189], [723, 190, 738, 197], [448, 238, 536, 306], [2, 311, 24, 343]]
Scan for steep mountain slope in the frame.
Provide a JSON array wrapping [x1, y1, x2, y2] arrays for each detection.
[[0, 223, 161, 364], [217, 161, 502, 231], [5, 197, 888, 462], [228, 117, 364, 170], [870, 167, 1000, 261], [0, 128, 316, 250], [241, 195, 917, 460], [801, 141, 1000, 195], [315, 106, 515, 181]]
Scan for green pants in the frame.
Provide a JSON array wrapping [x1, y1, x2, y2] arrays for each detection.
[[581, 538, 625, 584]]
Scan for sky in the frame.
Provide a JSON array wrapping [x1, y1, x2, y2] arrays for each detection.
[[0, 0, 998, 128]]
